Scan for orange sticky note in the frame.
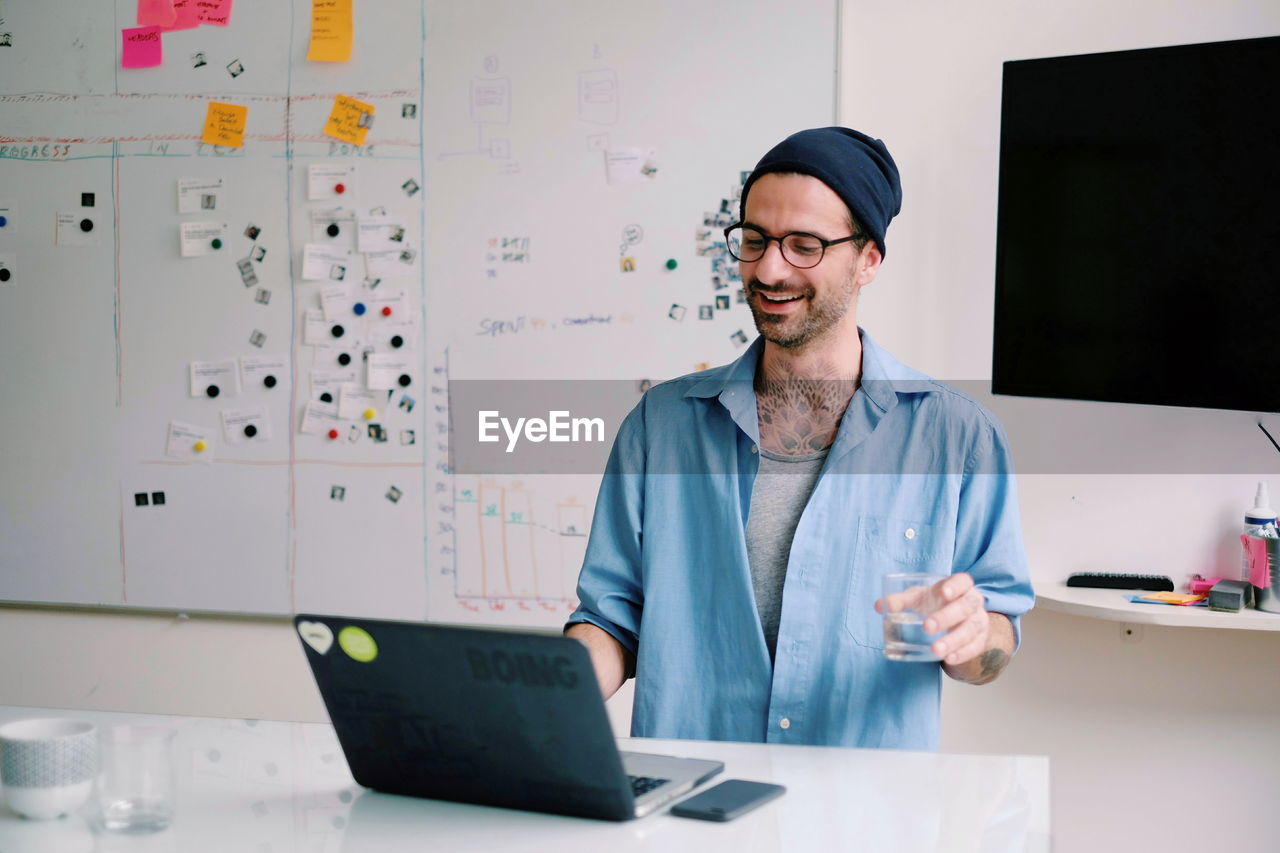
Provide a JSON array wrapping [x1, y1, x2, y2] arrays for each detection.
[[137, 0, 177, 27], [202, 101, 248, 148], [308, 0, 353, 62], [323, 95, 374, 146]]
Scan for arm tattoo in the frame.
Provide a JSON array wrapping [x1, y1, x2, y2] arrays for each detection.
[[977, 648, 1010, 682]]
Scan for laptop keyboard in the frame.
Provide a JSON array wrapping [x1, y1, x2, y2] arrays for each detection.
[[629, 775, 670, 797]]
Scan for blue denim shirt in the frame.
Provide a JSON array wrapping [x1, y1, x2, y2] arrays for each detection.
[[567, 329, 1034, 750]]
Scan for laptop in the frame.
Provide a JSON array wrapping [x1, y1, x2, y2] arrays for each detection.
[[294, 614, 724, 821]]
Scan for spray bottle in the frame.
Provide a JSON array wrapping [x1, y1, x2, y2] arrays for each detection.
[[1242, 482, 1276, 582]]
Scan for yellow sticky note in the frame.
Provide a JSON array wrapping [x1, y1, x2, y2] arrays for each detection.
[[308, 0, 353, 62], [201, 101, 248, 148], [323, 95, 374, 146]]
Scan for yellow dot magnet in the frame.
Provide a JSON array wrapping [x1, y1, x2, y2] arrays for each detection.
[[338, 626, 378, 663], [363, 408, 377, 420], [193, 439, 207, 452]]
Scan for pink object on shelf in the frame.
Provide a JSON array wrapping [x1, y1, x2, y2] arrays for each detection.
[[1241, 535, 1271, 588]]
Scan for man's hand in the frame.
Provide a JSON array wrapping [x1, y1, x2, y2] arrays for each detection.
[[875, 572, 1014, 685]]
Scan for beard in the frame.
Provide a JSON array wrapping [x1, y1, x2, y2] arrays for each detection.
[[745, 269, 857, 349]]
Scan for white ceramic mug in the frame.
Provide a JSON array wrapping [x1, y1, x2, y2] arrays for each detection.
[[0, 718, 98, 820]]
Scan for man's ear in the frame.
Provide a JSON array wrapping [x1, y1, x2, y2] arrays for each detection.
[[856, 243, 883, 287]]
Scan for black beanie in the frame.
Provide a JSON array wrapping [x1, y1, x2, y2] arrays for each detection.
[[739, 126, 902, 257]]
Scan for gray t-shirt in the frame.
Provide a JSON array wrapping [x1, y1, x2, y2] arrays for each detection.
[[744, 446, 828, 661]]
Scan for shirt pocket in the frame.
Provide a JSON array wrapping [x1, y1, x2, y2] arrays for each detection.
[[844, 515, 944, 649]]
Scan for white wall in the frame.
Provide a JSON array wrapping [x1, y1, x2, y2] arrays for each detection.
[[841, 2, 1280, 851], [3, 3, 1280, 852]]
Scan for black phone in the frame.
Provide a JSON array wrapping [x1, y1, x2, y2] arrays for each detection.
[[669, 779, 786, 822]]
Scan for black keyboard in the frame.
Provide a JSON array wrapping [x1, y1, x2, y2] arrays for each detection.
[[1066, 572, 1174, 591], [629, 775, 669, 796]]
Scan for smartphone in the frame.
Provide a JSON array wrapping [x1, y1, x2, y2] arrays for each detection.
[[669, 779, 786, 822]]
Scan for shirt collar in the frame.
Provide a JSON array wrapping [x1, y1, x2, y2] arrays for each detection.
[[681, 327, 937, 408]]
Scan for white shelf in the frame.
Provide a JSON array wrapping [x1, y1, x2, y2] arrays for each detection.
[[1033, 582, 1280, 632]]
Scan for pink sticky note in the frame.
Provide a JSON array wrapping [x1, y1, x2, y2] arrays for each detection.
[[195, 0, 234, 26], [158, 0, 201, 31], [1241, 534, 1271, 588], [121, 26, 163, 69], [138, 0, 177, 27]]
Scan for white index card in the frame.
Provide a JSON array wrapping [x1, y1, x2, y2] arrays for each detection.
[[166, 420, 214, 461], [179, 221, 227, 257], [189, 360, 240, 398], [177, 178, 224, 213], [220, 407, 272, 443], [56, 212, 102, 247], [307, 164, 356, 201], [338, 384, 381, 420], [366, 353, 414, 391], [302, 243, 354, 282], [604, 147, 657, 184], [319, 284, 352, 321], [300, 400, 343, 435], [356, 215, 407, 253], [239, 354, 287, 390], [310, 368, 358, 399]]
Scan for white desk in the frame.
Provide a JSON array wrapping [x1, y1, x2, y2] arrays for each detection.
[[0, 706, 1050, 852]]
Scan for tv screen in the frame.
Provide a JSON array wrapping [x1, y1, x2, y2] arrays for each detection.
[[993, 35, 1280, 413]]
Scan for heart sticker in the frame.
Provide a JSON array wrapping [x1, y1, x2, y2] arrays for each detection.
[[298, 621, 334, 655]]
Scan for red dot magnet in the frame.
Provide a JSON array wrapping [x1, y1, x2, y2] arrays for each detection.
[[334, 183, 346, 194], [381, 306, 393, 317], [327, 429, 339, 440]]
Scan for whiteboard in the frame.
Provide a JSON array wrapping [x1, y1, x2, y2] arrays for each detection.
[[0, 0, 836, 626]]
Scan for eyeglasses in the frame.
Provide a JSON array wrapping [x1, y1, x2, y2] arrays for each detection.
[[723, 223, 863, 269]]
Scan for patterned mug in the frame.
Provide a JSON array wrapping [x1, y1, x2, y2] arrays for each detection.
[[0, 719, 98, 820]]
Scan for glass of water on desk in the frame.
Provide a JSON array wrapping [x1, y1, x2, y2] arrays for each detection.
[[96, 725, 177, 833], [882, 572, 949, 662]]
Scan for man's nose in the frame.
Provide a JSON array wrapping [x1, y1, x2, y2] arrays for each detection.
[[752, 240, 792, 284]]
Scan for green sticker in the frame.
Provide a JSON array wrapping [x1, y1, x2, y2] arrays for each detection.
[[338, 626, 378, 663]]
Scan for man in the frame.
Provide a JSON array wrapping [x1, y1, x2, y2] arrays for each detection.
[[565, 127, 1034, 750]]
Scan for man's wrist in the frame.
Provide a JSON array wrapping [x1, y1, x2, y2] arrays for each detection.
[[942, 612, 1013, 685]]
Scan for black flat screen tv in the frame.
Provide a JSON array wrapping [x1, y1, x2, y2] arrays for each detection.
[[993, 35, 1280, 413]]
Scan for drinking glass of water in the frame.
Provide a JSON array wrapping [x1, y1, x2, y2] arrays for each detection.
[[96, 725, 177, 833], [881, 572, 949, 662]]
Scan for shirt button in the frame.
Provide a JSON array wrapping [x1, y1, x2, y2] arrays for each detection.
[[779, 717, 791, 730], [751, 445, 758, 454], [904, 527, 916, 540]]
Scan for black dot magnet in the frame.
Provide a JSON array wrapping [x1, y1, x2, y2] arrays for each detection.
[[0, 269, 10, 283], [211, 238, 223, 250], [390, 335, 403, 349], [330, 324, 345, 338], [320, 392, 334, 403], [243, 424, 258, 438], [326, 222, 340, 238], [263, 375, 277, 388], [79, 218, 94, 232], [398, 374, 411, 387], [206, 384, 220, 398], [337, 352, 351, 366]]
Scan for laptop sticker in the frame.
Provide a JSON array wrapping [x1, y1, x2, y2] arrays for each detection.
[[298, 621, 334, 655], [338, 626, 378, 663]]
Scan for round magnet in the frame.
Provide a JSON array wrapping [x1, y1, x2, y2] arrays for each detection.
[[327, 428, 340, 440], [666, 258, 678, 270], [0, 216, 8, 227], [390, 335, 404, 349], [320, 392, 333, 403], [362, 408, 376, 420], [337, 352, 352, 366], [337, 626, 378, 663], [381, 306, 393, 317], [211, 238, 222, 250], [243, 424, 258, 438], [193, 439, 207, 452], [330, 324, 345, 338], [353, 302, 366, 316], [79, 218, 94, 233], [0, 269, 10, 283], [398, 374, 411, 388], [206, 384, 220, 399], [334, 183, 346, 195], [263, 375, 277, 389], [326, 222, 340, 238]]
